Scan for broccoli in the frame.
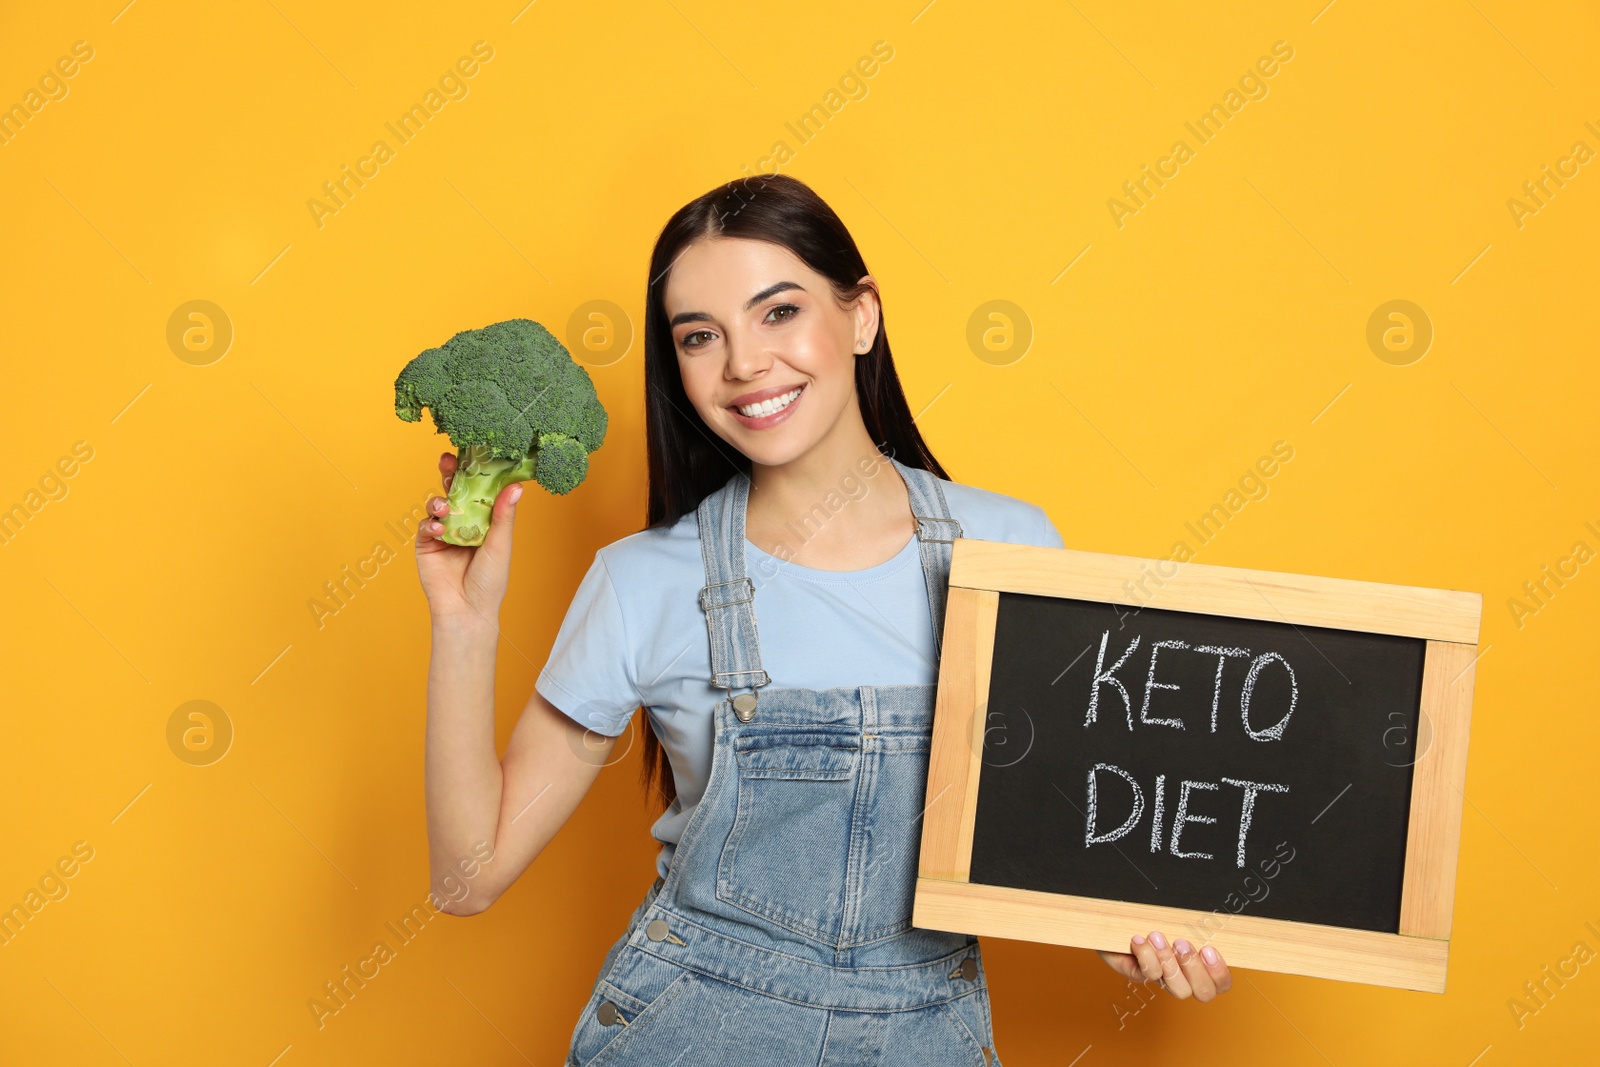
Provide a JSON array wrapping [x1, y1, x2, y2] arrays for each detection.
[[394, 318, 607, 546]]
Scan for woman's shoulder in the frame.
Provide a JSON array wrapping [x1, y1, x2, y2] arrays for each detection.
[[591, 509, 703, 586], [931, 470, 1063, 549]]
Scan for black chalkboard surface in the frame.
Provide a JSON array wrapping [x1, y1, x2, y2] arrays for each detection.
[[968, 591, 1427, 933]]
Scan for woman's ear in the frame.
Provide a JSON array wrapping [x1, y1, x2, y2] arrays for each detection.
[[853, 276, 881, 352]]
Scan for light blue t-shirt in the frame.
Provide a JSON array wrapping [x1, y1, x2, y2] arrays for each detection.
[[535, 472, 1066, 880]]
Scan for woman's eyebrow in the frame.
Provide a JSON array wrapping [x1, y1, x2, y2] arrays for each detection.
[[669, 281, 806, 328]]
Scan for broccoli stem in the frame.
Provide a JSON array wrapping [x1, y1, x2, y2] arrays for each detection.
[[441, 443, 536, 547]]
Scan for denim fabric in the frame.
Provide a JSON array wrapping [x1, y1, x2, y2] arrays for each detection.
[[566, 460, 1000, 1066]]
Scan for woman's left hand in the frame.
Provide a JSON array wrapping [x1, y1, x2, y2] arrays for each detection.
[[1097, 931, 1233, 1002]]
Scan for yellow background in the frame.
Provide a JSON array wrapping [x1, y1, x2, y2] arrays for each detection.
[[2, 1, 1595, 1063]]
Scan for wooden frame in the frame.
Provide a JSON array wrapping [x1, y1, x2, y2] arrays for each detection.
[[914, 540, 1482, 992]]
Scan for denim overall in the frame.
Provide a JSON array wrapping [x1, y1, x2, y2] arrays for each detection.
[[564, 457, 1001, 1066]]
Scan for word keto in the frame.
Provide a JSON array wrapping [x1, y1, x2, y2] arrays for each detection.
[[1506, 919, 1600, 1030], [1, 440, 95, 547], [309, 841, 492, 1029], [1108, 41, 1295, 229], [1083, 632, 1298, 865], [308, 41, 494, 229], [1506, 120, 1600, 230], [307, 494, 432, 628], [739, 40, 895, 178], [0, 40, 94, 148], [1, 841, 95, 947], [1084, 632, 1299, 738], [1506, 520, 1600, 630], [1117, 441, 1295, 620]]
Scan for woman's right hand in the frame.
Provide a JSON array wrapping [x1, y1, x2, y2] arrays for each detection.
[[415, 451, 524, 625]]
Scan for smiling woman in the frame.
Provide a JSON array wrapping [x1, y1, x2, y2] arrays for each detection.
[[416, 173, 1229, 1067]]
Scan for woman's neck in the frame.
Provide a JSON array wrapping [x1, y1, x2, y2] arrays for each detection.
[[744, 429, 915, 573]]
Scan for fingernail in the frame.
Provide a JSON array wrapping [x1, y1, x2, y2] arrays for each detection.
[[509, 485, 522, 504], [1175, 939, 1192, 956], [1149, 931, 1167, 951], [1202, 946, 1220, 965], [1132, 934, 1146, 946]]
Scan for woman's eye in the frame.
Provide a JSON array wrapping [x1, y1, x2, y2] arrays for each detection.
[[681, 329, 714, 349], [766, 304, 800, 323]]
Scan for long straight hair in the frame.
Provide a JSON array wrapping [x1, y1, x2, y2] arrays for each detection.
[[636, 172, 949, 813]]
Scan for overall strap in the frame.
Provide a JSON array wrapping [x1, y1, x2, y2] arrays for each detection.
[[697, 470, 770, 697], [892, 456, 963, 661], [695, 456, 966, 702]]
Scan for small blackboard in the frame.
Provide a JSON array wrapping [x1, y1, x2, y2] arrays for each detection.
[[913, 540, 1481, 992], [971, 592, 1425, 931]]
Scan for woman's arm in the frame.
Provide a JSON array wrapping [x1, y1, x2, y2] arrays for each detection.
[[416, 451, 618, 915], [425, 625, 617, 913]]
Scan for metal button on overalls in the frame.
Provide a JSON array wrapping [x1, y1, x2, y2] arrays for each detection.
[[644, 918, 670, 942], [596, 1000, 621, 1025], [961, 957, 979, 981], [732, 692, 757, 720]]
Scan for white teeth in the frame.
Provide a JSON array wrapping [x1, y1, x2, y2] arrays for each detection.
[[737, 387, 802, 418]]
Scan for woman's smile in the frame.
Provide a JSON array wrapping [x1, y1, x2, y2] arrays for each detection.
[[728, 381, 808, 429]]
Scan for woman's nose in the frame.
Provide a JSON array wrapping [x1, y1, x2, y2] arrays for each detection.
[[723, 331, 771, 379]]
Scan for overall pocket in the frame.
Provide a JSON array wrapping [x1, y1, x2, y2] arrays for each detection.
[[943, 978, 999, 1065], [715, 726, 860, 945], [847, 734, 934, 943], [567, 946, 696, 1067], [937, 991, 1000, 1067]]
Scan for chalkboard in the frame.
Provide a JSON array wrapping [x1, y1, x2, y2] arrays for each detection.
[[968, 591, 1426, 932], [912, 539, 1482, 992]]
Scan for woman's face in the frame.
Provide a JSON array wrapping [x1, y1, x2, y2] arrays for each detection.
[[663, 236, 879, 468]]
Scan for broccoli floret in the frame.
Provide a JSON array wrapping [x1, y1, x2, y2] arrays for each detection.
[[394, 318, 607, 546], [394, 346, 452, 422]]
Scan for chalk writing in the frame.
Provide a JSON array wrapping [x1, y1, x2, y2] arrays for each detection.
[[1082, 630, 1294, 867]]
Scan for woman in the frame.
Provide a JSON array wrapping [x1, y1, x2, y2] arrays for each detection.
[[418, 174, 1232, 1066]]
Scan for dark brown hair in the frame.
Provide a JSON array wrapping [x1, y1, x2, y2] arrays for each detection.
[[636, 172, 948, 813]]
